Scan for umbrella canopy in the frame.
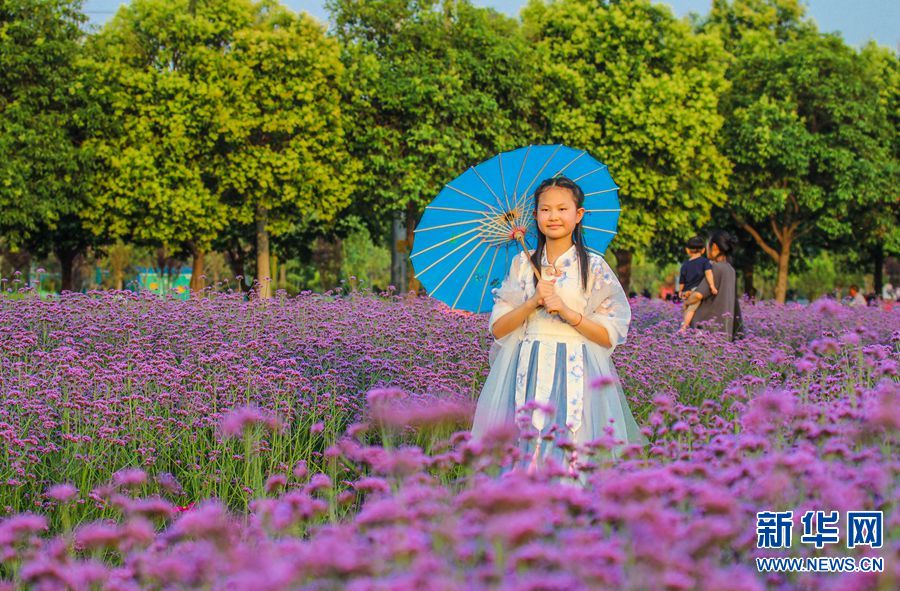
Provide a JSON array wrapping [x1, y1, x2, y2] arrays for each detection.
[[410, 144, 620, 313]]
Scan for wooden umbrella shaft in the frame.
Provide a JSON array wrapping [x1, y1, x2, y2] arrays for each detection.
[[516, 235, 542, 281]]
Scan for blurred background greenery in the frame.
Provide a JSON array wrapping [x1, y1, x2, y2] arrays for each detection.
[[1, 0, 896, 303]]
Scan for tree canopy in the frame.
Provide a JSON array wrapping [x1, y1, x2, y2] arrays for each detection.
[[0, 0, 896, 299], [0, 0, 99, 288], [521, 0, 731, 288], [709, 0, 897, 301], [327, 0, 540, 289]]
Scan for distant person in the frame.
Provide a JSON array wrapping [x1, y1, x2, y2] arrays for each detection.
[[847, 285, 866, 307], [883, 283, 898, 311], [882, 284, 896, 311], [688, 230, 743, 341], [677, 236, 717, 332]]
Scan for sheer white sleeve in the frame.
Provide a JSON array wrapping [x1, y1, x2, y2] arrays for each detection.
[[486, 252, 529, 365], [584, 255, 631, 352]]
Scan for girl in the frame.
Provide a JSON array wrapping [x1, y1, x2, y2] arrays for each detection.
[[470, 175, 646, 475]]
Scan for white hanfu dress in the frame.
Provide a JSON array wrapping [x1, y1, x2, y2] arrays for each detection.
[[471, 245, 646, 470]]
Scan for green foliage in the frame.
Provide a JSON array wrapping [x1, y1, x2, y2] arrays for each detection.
[[216, 2, 358, 237], [82, 0, 252, 255], [341, 225, 391, 290], [629, 250, 680, 296], [0, 0, 97, 261], [701, 0, 897, 301], [83, 0, 355, 265], [522, 0, 732, 252], [1, 0, 895, 288], [328, 0, 540, 239], [790, 251, 836, 299], [720, 33, 894, 240], [847, 43, 900, 256], [707, 0, 814, 50], [751, 250, 873, 300]]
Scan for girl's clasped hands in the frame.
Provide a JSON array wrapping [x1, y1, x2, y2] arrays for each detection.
[[530, 278, 568, 316]]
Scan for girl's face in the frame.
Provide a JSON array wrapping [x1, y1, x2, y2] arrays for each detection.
[[534, 186, 584, 240]]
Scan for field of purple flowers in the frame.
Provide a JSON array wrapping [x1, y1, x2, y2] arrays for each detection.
[[0, 286, 897, 590]]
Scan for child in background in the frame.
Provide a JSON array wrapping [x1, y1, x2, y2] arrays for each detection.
[[678, 236, 717, 331]]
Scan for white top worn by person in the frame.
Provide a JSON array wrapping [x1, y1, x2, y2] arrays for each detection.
[[848, 285, 867, 307]]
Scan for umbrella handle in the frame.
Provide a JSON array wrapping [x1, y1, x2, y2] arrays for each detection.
[[516, 236, 542, 281]]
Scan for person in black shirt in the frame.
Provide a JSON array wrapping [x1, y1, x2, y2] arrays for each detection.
[[677, 236, 717, 331]]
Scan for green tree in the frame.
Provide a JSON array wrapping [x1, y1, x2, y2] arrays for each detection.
[[341, 222, 391, 291], [327, 0, 539, 292], [265, 215, 356, 294], [215, 2, 357, 299], [84, 0, 352, 299], [522, 0, 731, 291], [83, 0, 257, 294], [709, 1, 895, 302], [0, 0, 103, 290], [841, 43, 900, 295], [707, 0, 814, 47]]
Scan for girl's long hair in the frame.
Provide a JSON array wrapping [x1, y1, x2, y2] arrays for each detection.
[[530, 176, 590, 292]]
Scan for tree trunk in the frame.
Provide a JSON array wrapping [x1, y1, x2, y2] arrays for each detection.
[[256, 204, 272, 299], [406, 202, 421, 294], [742, 262, 754, 299], [270, 254, 278, 293], [734, 213, 797, 304], [57, 248, 76, 293], [155, 247, 168, 289], [278, 259, 287, 292], [225, 243, 249, 293], [312, 237, 343, 291], [774, 235, 792, 304], [873, 243, 884, 296], [189, 247, 205, 295], [612, 248, 632, 295], [391, 210, 407, 293], [107, 241, 131, 291], [5, 249, 31, 285]]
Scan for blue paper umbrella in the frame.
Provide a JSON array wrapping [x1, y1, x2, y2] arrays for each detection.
[[410, 144, 621, 312]]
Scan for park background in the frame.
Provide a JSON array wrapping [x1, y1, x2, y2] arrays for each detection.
[[0, 0, 897, 302], [0, 3, 898, 588]]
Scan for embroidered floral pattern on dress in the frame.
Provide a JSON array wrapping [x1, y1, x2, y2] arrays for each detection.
[[504, 245, 629, 433], [475, 245, 640, 469]]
